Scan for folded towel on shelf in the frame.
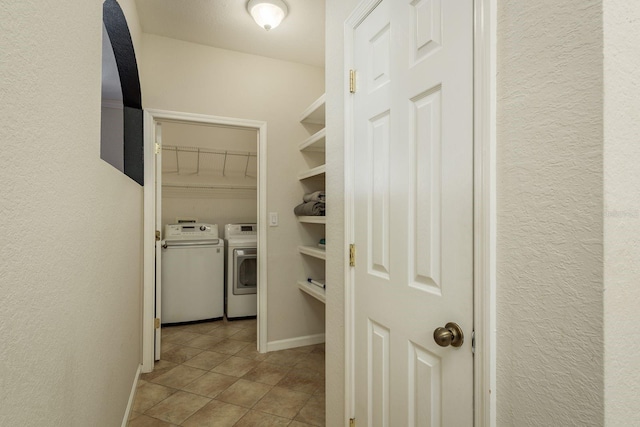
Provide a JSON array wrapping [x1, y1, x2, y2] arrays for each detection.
[[294, 201, 325, 216], [303, 191, 326, 203]]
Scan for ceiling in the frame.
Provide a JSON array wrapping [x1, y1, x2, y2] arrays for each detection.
[[134, 0, 325, 68]]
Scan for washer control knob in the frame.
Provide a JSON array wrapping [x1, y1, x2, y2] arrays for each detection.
[[200, 225, 207, 231]]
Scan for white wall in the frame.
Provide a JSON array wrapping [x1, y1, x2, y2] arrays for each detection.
[[603, 1, 640, 425], [496, 1, 604, 425], [0, 0, 144, 425], [141, 34, 326, 343]]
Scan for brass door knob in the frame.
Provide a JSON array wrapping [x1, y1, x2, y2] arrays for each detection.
[[433, 322, 464, 347]]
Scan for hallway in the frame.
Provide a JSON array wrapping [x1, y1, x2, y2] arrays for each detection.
[[128, 319, 325, 426]]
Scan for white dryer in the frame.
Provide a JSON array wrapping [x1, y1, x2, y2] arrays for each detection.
[[161, 223, 225, 324], [224, 224, 257, 319]]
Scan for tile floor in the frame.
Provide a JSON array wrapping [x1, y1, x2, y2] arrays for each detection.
[[128, 318, 325, 427]]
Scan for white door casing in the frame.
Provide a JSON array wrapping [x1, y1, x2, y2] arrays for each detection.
[[350, 0, 474, 425], [154, 122, 163, 361], [142, 110, 269, 372]]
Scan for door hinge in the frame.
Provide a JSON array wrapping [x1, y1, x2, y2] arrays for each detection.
[[154, 318, 160, 329], [471, 330, 476, 354], [155, 230, 161, 241], [154, 142, 161, 154], [349, 244, 356, 267], [349, 69, 356, 93], [350, 418, 356, 427]]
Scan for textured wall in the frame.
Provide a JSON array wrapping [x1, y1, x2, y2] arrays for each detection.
[[0, 0, 143, 425], [497, 1, 604, 425], [140, 34, 326, 343], [603, 1, 640, 425]]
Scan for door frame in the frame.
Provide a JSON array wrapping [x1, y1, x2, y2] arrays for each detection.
[[343, 0, 497, 425], [141, 109, 268, 372]]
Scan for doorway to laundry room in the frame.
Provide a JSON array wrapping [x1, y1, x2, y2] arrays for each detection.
[[159, 118, 259, 331], [141, 111, 269, 371]]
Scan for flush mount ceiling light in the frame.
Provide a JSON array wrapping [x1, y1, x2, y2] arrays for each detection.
[[247, 0, 288, 31]]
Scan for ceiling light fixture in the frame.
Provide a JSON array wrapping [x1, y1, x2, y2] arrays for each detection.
[[247, 0, 288, 31]]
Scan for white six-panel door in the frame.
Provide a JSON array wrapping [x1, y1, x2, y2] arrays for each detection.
[[352, 0, 474, 425]]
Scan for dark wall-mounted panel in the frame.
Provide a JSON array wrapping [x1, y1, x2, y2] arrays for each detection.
[[102, 0, 144, 185]]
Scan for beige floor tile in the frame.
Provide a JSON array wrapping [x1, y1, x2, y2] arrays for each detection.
[[181, 372, 238, 398], [242, 362, 291, 386], [151, 365, 208, 389], [310, 343, 325, 354], [216, 379, 272, 408], [162, 330, 201, 345], [288, 421, 315, 427], [206, 327, 243, 341], [234, 345, 270, 362], [234, 410, 291, 426], [127, 414, 177, 427], [252, 386, 311, 419], [160, 342, 178, 355], [294, 352, 325, 374], [225, 318, 256, 329], [231, 328, 257, 343], [295, 395, 325, 426], [145, 391, 211, 424], [182, 400, 248, 427], [263, 349, 307, 367], [276, 368, 324, 394], [132, 382, 177, 413], [129, 411, 142, 420], [161, 344, 203, 364], [212, 339, 250, 355], [140, 360, 179, 382], [291, 344, 318, 354], [182, 321, 224, 335], [211, 356, 259, 377], [183, 350, 230, 370], [186, 334, 225, 351]]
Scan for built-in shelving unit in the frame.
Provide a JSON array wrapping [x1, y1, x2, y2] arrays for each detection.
[[296, 94, 326, 305], [297, 280, 326, 303], [298, 245, 326, 260], [299, 94, 326, 125], [298, 128, 326, 152], [298, 164, 326, 181], [298, 216, 326, 225]]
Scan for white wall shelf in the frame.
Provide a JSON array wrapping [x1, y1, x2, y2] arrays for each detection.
[[298, 245, 326, 260], [297, 280, 326, 303], [299, 94, 326, 125], [297, 216, 326, 224], [299, 128, 326, 152], [298, 164, 326, 181]]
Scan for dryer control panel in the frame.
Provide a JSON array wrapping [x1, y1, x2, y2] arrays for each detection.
[[164, 223, 219, 240], [225, 223, 257, 238]]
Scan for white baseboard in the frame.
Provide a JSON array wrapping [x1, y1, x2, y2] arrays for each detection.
[[266, 333, 325, 352], [121, 364, 142, 427]]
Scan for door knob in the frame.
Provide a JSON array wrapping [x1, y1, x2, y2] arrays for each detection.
[[433, 322, 464, 347]]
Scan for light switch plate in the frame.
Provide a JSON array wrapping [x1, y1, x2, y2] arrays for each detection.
[[269, 212, 279, 227]]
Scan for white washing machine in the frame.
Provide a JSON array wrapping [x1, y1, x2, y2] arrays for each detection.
[[224, 224, 257, 319], [161, 223, 225, 324]]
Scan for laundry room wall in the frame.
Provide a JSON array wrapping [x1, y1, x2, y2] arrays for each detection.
[[141, 34, 326, 344], [160, 121, 258, 233], [0, 0, 144, 425]]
